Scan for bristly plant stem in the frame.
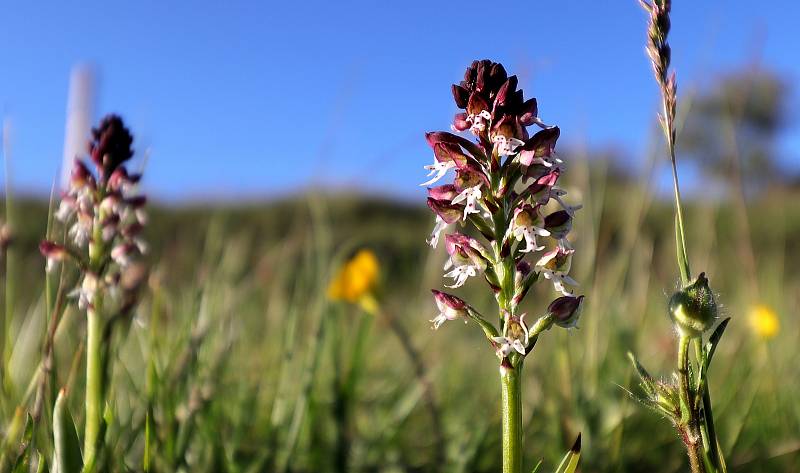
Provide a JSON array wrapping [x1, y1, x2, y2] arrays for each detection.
[[677, 336, 703, 473], [500, 361, 523, 473]]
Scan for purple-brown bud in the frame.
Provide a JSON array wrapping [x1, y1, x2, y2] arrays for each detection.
[[453, 113, 470, 131], [548, 295, 584, 328], [519, 127, 560, 167], [430, 289, 470, 329], [39, 241, 67, 260], [427, 198, 463, 224], [445, 233, 489, 269], [427, 184, 459, 202], [519, 98, 539, 126], [544, 210, 572, 240], [452, 84, 470, 109], [89, 114, 134, 176]]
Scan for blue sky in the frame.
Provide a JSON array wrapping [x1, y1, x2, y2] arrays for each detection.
[[1, 1, 798, 201]]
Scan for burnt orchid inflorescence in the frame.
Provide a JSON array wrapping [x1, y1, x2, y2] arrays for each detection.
[[39, 114, 148, 471], [422, 60, 583, 473]]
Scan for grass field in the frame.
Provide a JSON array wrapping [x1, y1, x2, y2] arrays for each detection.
[[1, 153, 798, 471]]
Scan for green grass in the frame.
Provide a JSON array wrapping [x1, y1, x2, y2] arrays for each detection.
[[0, 169, 798, 471]]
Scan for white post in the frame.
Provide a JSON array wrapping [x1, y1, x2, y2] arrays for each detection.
[[61, 65, 96, 189]]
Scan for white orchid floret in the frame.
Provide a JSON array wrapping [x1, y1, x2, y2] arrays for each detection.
[[111, 243, 136, 268], [69, 273, 99, 310], [507, 207, 549, 253], [450, 185, 483, 219], [420, 160, 457, 186], [528, 151, 564, 169], [443, 264, 477, 288], [468, 110, 492, 133], [120, 203, 148, 225], [427, 216, 449, 248], [492, 313, 530, 357], [535, 248, 579, 297], [492, 134, 525, 157], [55, 199, 76, 222], [100, 195, 121, 215], [76, 188, 95, 212], [69, 213, 93, 248], [442, 234, 488, 288], [514, 226, 547, 253]]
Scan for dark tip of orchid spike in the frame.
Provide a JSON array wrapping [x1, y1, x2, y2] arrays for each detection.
[[90, 114, 134, 176], [571, 433, 582, 453]]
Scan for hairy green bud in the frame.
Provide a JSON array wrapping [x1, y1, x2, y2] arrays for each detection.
[[668, 272, 717, 338]]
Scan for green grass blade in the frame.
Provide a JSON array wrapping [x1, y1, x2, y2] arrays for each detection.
[[10, 414, 34, 473], [553, 434, 581, 473], [53, 389, 83, 473]]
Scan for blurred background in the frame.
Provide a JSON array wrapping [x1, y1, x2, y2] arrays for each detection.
[[0, 1, 798, 472]]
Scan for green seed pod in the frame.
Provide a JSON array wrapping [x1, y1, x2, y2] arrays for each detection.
[[669, 272, 717, 338]]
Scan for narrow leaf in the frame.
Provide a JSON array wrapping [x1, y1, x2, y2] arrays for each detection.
[[53, 389, 83, 473], [627, 352, 656, 397], [554, 433, 581, 473], [11, 415, 35, 473], [705, 318, 730, 366]]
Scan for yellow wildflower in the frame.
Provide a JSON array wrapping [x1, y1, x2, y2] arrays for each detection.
[[748, 304, 779, 340], [327, 250, 380, 313]]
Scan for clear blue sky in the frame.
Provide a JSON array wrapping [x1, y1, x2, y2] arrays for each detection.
[[1, 1, 798, 201]]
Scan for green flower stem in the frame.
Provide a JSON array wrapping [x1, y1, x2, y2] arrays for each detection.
[[500, 361, 523, 473], [83, 299, 104, 469], [84, 214, 106, 470], [678, 336, 706, 473]]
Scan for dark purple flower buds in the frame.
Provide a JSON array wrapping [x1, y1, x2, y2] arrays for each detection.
[[544, 210, 573, 240], [452, 84, 470, 109], [548, 295, 584, 328], [89, 114, 134, 178]]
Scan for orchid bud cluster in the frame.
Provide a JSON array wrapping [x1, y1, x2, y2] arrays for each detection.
[[423, 60, 584, 363], [40, 114, 147, 310]]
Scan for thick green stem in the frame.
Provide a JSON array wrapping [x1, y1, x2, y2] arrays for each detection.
[[500, 362, 523, 473], [83, 303, 104, 468]]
